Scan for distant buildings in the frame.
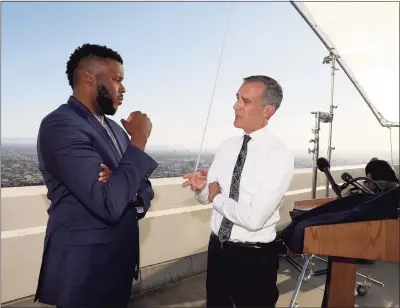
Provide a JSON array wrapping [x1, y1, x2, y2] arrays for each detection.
[[1, 144, 44, 188], [1, 145, 214, 188], [2, 144, 398, 188]]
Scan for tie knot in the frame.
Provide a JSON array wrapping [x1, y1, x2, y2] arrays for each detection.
[[243, 135, 251, 145]]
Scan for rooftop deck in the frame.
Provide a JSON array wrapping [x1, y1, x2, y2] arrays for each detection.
[[2, 165, 399, 307], [5, 259, 399, 307]]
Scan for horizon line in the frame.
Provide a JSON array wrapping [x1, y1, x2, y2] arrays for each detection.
[[2, 138, 399, 156]]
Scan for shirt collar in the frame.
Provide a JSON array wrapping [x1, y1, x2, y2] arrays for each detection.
[[94, 114, 105, 125], [244, 125, 269, 143]]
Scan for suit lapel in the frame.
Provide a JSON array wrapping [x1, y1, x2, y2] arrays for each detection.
[[106, 119, 128, 154], [87, 116, 121, 161], [67, 96, 121, 163]]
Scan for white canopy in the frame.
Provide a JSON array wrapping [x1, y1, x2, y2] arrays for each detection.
[[292, 1, 399, 127]]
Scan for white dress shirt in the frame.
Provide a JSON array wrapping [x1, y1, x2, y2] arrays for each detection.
[[196, 125, 294, 244]]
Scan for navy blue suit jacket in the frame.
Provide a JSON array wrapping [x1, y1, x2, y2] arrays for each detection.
[[35, 97, 158, 308]]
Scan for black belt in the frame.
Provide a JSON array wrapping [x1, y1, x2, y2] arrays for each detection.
[[212, 233, 276, 250]]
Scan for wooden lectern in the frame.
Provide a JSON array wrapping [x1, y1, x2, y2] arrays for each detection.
[[294, 198, 400, 307]]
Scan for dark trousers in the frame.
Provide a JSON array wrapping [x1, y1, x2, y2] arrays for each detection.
[[206, 233, 279, 307]]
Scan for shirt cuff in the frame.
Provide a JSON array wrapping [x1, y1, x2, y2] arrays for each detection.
[[195, 185, 210, 204], [213, 194, 225, 212]]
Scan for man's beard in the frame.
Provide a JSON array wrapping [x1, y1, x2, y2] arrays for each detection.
[[95, 83, 116, 116]]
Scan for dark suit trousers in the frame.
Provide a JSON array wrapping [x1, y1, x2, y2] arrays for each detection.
[[206, 233, 279, 307]]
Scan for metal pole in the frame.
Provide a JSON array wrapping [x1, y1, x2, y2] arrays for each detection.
[[324, 51, 338, 197], [389, 127, 394, 168], [309, 112, 331, 199], [309, 112, 321, 199], [289, 1, 399, 128], [289, 255, 311, 308]]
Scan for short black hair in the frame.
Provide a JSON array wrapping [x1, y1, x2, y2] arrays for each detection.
[[365, 159, 399, 183], [243, 75, 283, 111], [66, 43, 123, 88]]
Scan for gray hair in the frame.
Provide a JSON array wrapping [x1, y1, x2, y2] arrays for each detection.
[[243, 75, 283, 111]]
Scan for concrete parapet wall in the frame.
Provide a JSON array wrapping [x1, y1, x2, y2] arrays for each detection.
[[2, 165, 396, 304]]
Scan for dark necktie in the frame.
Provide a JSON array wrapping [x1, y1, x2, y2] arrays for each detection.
[[104, 123, 122, 158], [98, 117, 122, 159], [217, 134, 252, 242]]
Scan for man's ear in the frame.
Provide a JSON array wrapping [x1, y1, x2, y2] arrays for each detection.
[[264, 104, 276, 119], [82, 72, 95, 88]]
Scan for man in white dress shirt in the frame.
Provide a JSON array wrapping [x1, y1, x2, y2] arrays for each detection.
[[182, 75, 294, 307]]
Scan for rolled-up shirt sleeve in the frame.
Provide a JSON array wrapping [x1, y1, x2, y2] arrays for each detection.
[[194, 147, 221, 205]]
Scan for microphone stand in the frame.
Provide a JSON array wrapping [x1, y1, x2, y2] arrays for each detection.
[[323, 49, 339, 197]]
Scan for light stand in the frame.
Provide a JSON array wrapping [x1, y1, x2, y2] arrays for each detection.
[[323, 49, 339, 197], [308, 112, 332, 199], [289, 0, 399, 130]]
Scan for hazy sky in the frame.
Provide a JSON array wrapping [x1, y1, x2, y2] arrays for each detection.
[[2, 1, 399, 158]]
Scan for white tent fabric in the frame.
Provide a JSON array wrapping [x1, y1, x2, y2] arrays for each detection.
[[293, 1, 399, 126]]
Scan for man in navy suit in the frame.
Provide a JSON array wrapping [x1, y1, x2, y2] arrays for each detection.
[[35, 43, 158, 308]]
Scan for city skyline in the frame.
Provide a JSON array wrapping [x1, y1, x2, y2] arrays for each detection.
[[2, 137, 399, 157], [4, 142, 397, 188], [2, 1, 399, 156]]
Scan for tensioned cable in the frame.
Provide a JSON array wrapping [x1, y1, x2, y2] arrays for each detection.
[[193, 1, 235, 172]]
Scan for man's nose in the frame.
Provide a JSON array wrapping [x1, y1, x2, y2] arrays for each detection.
[[120, 84, 126, 94]]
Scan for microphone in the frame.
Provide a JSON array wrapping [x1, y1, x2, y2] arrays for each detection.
[[339, 181, 351, 192], [341, 172, 374, 194], [317, 157, 342, 198], [338, 172, 357, 191]]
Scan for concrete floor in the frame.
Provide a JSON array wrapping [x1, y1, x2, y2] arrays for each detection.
[[5, 258, 399, 308], [129, 258, 399, 308]]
